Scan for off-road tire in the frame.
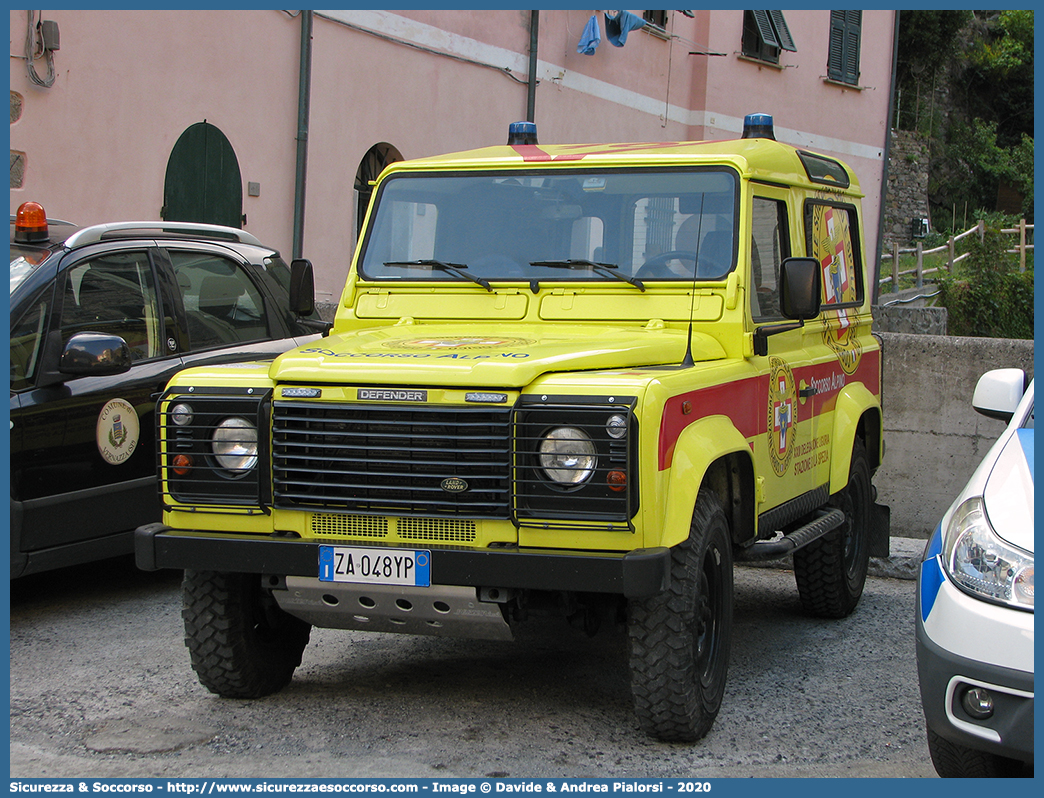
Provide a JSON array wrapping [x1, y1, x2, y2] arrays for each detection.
[[793, 440, 871, 618], [628, 491, 734, 742], [926, 726, 1026, 777], [182, 570, 311, 698]]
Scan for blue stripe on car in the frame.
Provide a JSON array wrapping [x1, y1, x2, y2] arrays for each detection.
[[919, 525, 945, 622], [1016, 428, 1033, 483]]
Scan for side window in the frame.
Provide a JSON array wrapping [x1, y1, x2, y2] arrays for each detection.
[[804, 202, 863, 307], [751, 197, 790, 320], [59, 251, 162, 361], [169, 251, 268, 351], [10, 286, 54, 390]]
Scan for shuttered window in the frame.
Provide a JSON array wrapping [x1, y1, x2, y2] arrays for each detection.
[[827, 10, 861, 85], [741, 10, 796, 64]]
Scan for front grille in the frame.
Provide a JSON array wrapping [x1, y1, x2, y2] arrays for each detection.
[[272, 401, 512, 518]]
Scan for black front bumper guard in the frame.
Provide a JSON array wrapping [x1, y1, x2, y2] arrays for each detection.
[[134, 523, 672, 599]]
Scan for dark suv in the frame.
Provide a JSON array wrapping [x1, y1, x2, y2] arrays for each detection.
[[9, 201, 322, 577]]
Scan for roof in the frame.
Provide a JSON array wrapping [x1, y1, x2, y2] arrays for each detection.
[[381, 136, 863, 196]]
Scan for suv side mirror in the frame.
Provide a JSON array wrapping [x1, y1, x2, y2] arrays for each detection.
[[289, 258, 316, 316], [779, 257, 822, 320], [58, 332, 133, 377], [752, 257, 823, 357], [289, 258, 333, 335]]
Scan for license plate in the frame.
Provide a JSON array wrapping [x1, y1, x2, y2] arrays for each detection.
[[318, 546, 431, 587]]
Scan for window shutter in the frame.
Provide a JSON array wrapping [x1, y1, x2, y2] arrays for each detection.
[[751, 10, 779, 48], [843, 11, 861, 83], [767, 10, 796, 52], [828, 10, 861, 84]]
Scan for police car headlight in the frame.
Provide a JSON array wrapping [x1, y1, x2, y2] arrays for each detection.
[[943, 497, 1034, 610], [538, 427, 597, 486], [211, 417, 258, 474]]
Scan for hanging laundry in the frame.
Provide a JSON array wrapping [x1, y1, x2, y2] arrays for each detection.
[[576, 14, 601, 55], [604, 10, 646, 47]]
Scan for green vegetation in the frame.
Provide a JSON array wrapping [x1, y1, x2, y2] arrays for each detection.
[[892, 11, 1033, 338], [896, 10, 1034, 230], [935, 217, 1034, 339]]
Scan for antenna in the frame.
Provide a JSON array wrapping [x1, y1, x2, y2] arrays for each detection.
[[680, 194, 705, 368]]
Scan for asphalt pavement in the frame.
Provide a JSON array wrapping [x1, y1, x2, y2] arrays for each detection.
[[9, 540, 936, 780]]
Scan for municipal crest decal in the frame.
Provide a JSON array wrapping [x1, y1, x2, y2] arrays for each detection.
[[96, 398, 139, 465]]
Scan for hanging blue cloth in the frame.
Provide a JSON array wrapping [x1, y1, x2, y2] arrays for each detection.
[[576, 14, 601, 55], [604, 10, 646, 47]]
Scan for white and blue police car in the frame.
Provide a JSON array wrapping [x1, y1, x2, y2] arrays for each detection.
[[917, 368, 1034, 777]]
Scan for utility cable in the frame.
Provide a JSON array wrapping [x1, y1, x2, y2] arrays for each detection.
[[25, 11, 56, 88]]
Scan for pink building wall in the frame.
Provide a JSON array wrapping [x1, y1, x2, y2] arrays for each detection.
[[10, 9, 895, 303]]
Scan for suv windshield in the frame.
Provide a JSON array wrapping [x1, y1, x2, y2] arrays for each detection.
[[358, 168, 738, 284], [10, 245, 51, 294]]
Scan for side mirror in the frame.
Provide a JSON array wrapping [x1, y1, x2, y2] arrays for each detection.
[[752, 257, 823, 357], [972, 368, 1027, 423], [58, 332, 133, 377], [289, 258, 316, 316], [779, 257, 822, 320]]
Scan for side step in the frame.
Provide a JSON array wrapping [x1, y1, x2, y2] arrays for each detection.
[[736, 508, 846, 562]]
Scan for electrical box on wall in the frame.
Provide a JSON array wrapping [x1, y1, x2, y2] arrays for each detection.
[[40, 20, 60, 51]]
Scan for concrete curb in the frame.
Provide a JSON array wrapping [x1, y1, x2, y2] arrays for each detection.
[[741, 536, 925, 581]]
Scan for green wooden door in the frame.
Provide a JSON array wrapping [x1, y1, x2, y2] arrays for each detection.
[[163, 122, 243, 228]]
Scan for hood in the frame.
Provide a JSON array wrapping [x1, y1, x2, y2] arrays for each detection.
[[982, 427, 1034, 553], [270, 323, 725, 387]]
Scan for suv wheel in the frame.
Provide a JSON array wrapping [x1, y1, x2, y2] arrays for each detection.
[[794, 440, 871, 618], [182, 570, 311, 698], [627, 490, 734, 742]]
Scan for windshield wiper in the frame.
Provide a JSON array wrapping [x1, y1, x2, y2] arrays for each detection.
[[529, 259, 645, 292], [383, 260, 492, 292]]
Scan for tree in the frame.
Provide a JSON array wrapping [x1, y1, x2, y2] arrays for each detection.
[[895, 10, 1034, 228]]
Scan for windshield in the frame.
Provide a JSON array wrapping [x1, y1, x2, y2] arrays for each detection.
[[10, 245, 51, 294], [358, 168, 738, 285]]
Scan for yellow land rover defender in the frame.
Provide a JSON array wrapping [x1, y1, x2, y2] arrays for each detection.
[[136, 114, 888, 743]]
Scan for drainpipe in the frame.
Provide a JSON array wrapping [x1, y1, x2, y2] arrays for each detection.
[[292, 10, 313, 259], [526, 11, 539, 121], [873, 10, 901, 305]]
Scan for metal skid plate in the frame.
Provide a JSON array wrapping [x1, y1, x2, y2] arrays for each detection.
[[275, 577, 514, 641]]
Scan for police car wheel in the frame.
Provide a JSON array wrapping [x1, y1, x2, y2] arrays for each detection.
[[926, 726, 1027, 778], [627, 490, 734, 742], [793, 440, 871, 618], [182, 570, 312, 698]]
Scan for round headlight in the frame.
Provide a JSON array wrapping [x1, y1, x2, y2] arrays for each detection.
[[211, 417, 258, 474], [538, 427, 596, 485]]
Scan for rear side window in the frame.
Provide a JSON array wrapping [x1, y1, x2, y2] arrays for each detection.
[[804, 201, 863, 307]]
